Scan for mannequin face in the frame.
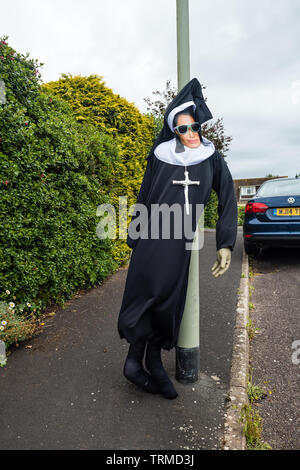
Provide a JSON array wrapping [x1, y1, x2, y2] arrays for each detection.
[[175, 114, 201, 148]]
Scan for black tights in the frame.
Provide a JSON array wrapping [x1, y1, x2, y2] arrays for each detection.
[[123, 335, 178, 399]]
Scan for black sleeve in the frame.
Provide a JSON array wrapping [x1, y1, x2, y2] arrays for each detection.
[[212, 151, 238, 252], [126, 155, 153, 249]]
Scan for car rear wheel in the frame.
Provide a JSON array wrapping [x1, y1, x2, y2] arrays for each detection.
[[244, 241, 262, 257]]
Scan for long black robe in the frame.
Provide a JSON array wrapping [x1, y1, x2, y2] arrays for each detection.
[[117, 78, 238, 351]]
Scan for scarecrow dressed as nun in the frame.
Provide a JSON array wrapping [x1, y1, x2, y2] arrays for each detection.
[[117, 78, 237, 399]]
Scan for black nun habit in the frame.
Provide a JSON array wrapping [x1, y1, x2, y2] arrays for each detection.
[[117, 78, 238, 351]]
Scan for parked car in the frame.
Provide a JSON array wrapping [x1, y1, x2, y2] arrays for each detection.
[[243, 177, 300, 256]]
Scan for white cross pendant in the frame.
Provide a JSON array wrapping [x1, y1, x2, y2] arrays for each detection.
[[172, 166, 200, 215]]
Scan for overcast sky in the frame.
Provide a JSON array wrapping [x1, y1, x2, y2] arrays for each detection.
[[1, 0, 299, 178]]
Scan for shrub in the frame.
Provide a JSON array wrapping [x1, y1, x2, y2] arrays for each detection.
[[0, 35, 121, 319], [204, 189, 219, 228], [0, 299, 38, 350], [238, 205, 245, 226], [42, 74, 156, 263]]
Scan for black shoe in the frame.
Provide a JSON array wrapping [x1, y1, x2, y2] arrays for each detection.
[[145, 336, 178, 399], [123, 341, 160, 394]]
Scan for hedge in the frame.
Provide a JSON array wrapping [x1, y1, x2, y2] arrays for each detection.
[[42, 74, 156, 262], [0, 36, 122, 324]]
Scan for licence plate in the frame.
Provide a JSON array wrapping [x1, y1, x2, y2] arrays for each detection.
[[273, 207, 300, 216]]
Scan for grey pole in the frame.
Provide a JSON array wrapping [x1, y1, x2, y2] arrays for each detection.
[[176, 0, 190, 90], [175, 0, 200, 383]]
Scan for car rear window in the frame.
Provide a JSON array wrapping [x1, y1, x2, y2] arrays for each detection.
[[256, 179, 300, 197]]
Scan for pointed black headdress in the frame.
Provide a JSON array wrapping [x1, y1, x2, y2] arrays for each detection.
[[145, 77, 213, 160]]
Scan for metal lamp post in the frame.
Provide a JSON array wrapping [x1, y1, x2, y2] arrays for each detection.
[[175, 0, 200, 384]]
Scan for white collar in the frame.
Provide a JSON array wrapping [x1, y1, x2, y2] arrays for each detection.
[[154, 135, 215, 166]]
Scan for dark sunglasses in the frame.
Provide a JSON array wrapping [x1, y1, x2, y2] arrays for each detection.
[[174, 122, 200, 135]]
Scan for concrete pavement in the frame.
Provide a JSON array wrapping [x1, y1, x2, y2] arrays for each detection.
[[0, 230, 243, 450]]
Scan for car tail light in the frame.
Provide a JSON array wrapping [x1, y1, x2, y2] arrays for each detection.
[[245, 202, 269, 214]]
